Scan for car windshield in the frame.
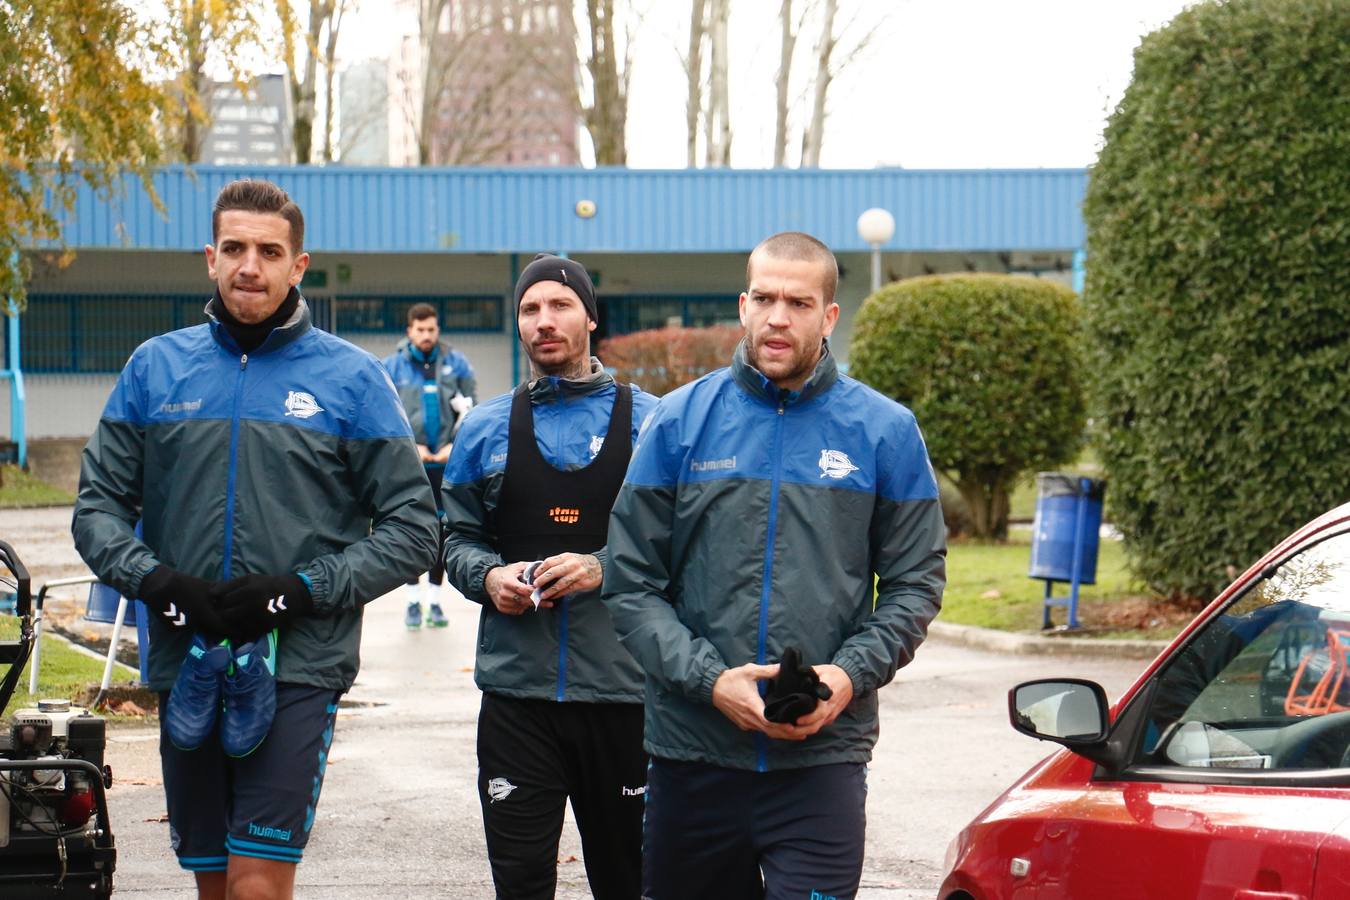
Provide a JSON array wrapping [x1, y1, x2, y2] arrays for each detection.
[[1135, 528, 1350, 771]]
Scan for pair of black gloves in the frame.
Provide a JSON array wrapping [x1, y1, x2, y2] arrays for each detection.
[[139, 567, 314, 643], [763, 646, 834, 724]]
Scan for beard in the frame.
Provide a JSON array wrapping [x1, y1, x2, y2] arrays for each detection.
[[746, 332, 822, 388]]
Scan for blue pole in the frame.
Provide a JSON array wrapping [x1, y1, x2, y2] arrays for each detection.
[[5, 298, 25, 468], [509, 253, 521, 385], [1066, 477, 1090, 629], [1072, 248, 1086, 294]]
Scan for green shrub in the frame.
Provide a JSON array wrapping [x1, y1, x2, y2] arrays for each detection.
[[599, 324, 742, 396], [1083, 0, 1350, 602], [849, 274, 1085, 539]]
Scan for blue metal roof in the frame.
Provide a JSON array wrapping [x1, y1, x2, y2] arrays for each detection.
[[60, 165, 1087, 254]]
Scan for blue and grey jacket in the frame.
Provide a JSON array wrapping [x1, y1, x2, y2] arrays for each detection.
[[382, 338, 476, 452], [442, 362, 658, 702], [72, 299, 439, 692], [603, 341, 947, 771]]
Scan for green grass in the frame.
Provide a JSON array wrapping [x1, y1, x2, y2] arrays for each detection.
[[942, 531, 1161, 635], [0, 465, 74, 508], [0, 617, 122, 717]]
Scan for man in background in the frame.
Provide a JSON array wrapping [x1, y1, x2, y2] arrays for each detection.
[[383, 303, 476, 628]]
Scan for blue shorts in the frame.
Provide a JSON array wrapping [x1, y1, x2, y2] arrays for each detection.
[[158, 682, 340, 872]]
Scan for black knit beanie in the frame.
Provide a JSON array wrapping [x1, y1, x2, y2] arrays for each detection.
[[513, 253, 598, 324]]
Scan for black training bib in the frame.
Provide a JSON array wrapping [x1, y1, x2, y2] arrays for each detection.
[[495, 383, 633, 562]]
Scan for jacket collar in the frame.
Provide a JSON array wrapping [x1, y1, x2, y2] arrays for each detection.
[[731, 338, 838, 407], [526, 357, 614, 404], [206, 292, 312, 356]]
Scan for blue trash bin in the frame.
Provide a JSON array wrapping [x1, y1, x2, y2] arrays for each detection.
[[1029, 473, 1105, 629], [86, 581, 139, 627], [85, 581, 150, 685]]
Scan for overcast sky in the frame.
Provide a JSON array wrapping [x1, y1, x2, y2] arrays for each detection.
[[342, 0, 1195, 170]]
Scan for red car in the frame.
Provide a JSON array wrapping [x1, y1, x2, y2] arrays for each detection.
[[940, 502, 1350, 900]]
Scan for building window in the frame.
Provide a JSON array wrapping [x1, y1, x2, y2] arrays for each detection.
[[20, 294, 209, 373], [335, 296, 504, 333], [19, 293, 506, 373]]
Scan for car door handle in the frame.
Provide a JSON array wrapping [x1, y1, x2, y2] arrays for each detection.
[[1234, 892, 1305, 900]]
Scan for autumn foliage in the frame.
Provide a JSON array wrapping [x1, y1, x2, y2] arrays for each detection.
[[598, 325, 743, 397]]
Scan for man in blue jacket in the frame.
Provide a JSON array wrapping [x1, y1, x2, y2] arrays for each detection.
[[73, 179, 438, 900], [442, 253, 657, 899], [382, 303, 477, 629], [604, 232, 947, 899]]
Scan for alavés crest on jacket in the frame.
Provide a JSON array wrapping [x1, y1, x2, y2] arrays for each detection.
[[818, 449, 859, 479], [283, 390, 324, 419]]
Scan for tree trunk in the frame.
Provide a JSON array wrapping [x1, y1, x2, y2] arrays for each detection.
[[180, 62, 206, 163], [955, 475, 1012, 541], [291, 0, 329, 165], [416, 0, 449, 165], [773, 0, 795, 167], [584, 0, 627, 166], [685, 0, 707, 168], [800, 0, 836, 167], [320, 0, 345, 163], [705, 0, 730, 166], [179, 1, 207, 163]]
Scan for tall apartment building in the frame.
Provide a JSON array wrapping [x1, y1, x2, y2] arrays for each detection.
[[339, 59, 393, 165], [337, 1, 579, 167], [425, 0, 579, 166], [201, 73, 294, 166]]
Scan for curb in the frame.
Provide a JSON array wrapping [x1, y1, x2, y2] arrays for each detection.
[[928, 620, 1171, 661]]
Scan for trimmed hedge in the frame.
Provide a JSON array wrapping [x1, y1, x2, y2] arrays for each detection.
[[849, 274, 1085, 539], [598, 324, 743, 396], [1083, 0, 1350, 602]]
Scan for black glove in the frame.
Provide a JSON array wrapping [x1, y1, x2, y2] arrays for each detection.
[[763, 646, 833, 724], [139, 566, 227, 637], [212, 573, 314, 643]]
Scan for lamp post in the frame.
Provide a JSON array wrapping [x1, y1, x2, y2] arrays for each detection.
[[856, 207, 895, 294]]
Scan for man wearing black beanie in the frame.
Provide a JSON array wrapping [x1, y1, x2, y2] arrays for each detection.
[[442, 253, 657, 899], [512, 252, 600, 330]]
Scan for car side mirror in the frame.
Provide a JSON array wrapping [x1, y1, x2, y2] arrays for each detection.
[[1009, 679, 1110, 746]]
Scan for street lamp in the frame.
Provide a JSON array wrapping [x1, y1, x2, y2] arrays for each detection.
[[856, 207, 895, 294]]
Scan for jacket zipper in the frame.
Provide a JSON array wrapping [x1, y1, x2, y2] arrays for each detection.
[[555, 379, 569, 701], [222, 353, 248, 579], [556, 595, 569, 701], [755, 399, 787, 771]]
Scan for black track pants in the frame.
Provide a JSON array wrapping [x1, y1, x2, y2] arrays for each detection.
[[476, 693, 647, 900], [408, 466, 446, 586], [642, 757, 867, 900]]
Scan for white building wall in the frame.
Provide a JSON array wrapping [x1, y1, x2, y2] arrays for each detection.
[[13, 246, 1074, 439]]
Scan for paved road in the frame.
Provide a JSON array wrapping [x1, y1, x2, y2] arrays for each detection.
[[91, 595, 1147, 899], [0, 507, 1150, 897]]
